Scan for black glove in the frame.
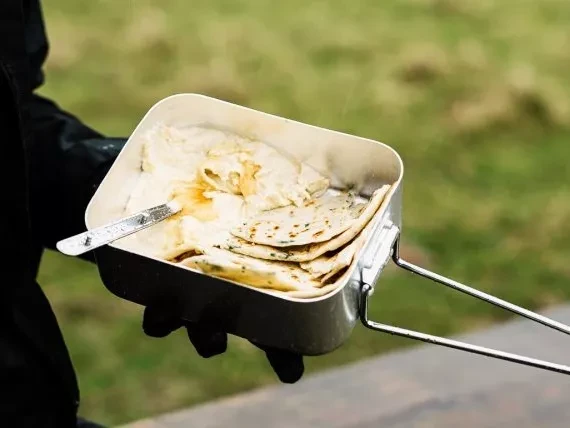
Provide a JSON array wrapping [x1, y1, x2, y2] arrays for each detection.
[[142, 305, 305, 384]]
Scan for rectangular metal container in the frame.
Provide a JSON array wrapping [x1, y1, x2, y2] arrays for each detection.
[[85, 94, 404, 356]]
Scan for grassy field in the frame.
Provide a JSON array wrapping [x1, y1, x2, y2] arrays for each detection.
[[38, 0, 570, 425]]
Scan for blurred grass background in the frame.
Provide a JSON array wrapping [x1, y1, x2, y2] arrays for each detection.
[[38, 0, 570, 425]]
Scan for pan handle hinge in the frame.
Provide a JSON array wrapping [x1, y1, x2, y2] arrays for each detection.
[[360, 230, 570, 376]]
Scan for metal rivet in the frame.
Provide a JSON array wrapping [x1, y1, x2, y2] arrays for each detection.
[[139, 213, 149, 224]]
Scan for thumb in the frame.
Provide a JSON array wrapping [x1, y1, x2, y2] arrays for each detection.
[[250, 340, 305, 384]]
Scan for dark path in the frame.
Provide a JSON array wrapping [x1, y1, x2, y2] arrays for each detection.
[[123, 305, 570, 428]]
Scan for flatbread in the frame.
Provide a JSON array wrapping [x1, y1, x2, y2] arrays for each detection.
[[265, 283, 341, 299], [196, 137, 330, 212], [223, 185, 391, 262], [177, 247, 323, 292], [266, 259, 356, 299], [198, 155, 247, 195], [141, 124, 230, 178], [124, 122, 393, 299], [300, 217, 376, 282], [231, 192, 364, 247], [300, 243, 354, 280]]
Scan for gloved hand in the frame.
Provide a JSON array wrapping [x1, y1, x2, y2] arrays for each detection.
[[142, 305, 305, 384]]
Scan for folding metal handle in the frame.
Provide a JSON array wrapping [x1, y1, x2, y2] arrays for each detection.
[[360, 228, 570, 376]]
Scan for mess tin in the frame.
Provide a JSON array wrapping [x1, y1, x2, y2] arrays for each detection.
[[82, 94, 570, 376]]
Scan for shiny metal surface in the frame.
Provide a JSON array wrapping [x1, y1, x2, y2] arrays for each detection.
[[360, 220, 400, 288], [361, 283, 570, 376], [360, 229, 570, 375], [57, 202, 180, 256], [392, 235, 570, 336]]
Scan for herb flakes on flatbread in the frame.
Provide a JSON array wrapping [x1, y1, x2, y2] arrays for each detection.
[[223, 185, 390, 263], [231, 192, 364, 247], [177, 247, 323, 292]]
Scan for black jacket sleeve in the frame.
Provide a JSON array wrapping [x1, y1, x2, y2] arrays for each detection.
[[25, 0, 126, 255]]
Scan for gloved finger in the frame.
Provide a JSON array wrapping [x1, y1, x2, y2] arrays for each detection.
[[264, 348, 304, 384], [250, 341, 304, 384], [142, 305, 184, 338], [185, 322, 228, 358]]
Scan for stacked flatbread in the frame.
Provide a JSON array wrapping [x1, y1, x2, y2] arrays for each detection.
[[119, 124, 392, 299]]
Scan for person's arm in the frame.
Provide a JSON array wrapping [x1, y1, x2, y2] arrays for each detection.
[[25, 0, 125, 259], [27, 94, 126, 256], [26, 0, 305, 382]]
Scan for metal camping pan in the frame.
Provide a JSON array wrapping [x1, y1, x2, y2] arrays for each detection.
[[58, 94, 570, 376]]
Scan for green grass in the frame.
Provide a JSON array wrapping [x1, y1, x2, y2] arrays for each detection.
[[39, 0, 570, 425]]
